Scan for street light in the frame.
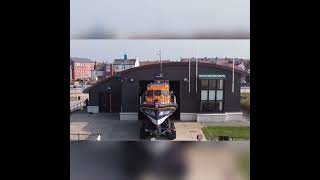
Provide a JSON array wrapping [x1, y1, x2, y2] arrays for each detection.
[[107, 86, 112, 112]]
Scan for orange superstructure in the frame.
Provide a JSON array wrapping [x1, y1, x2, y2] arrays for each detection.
[[145, 80, 172, 104]]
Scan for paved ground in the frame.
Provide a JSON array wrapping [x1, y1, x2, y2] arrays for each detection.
[[70, 111, 249, 141], [70, 111, 207, 141], [173, 122, 206, 141], [70, 112, 140, 141]]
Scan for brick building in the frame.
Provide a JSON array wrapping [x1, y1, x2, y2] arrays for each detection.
[[70, 57, 96, 81], [91, 63, 115, 81]]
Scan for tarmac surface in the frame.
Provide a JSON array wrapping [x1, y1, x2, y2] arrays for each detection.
[[70, 111, 249, 141]]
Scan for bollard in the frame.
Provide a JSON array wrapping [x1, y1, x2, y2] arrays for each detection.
[[197, 134, 203, 141], [78, 133, 80, 141]]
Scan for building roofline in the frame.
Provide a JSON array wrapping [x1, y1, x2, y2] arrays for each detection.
[[84, 62, 248, 93], [120, 62, 247, 76], [83, 75, 121, 93]]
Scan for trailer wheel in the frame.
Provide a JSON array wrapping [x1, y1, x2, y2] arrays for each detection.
[[167, 131, 176, 140]]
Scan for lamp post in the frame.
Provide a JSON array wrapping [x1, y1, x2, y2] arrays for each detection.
[[107, 86, 112, 112]]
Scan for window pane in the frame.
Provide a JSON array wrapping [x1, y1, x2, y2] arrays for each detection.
[[217, 80, 224, 89], [201, 80, 208, 89], [216, 90, 223, 100], [161, 90, 169, 96], [154, 90, 161, 96], [209, 90, 216, 100], [201, 90, 208, 100], [146, 91, 153, 96], [209, 80, 216, 89]]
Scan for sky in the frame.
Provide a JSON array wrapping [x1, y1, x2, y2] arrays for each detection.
[[70, 39, 250, 62], [70, 0, 250, 39]]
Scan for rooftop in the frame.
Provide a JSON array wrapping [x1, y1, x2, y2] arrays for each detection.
[[113, 58, 137, 65], [70, 57, 94, 63]]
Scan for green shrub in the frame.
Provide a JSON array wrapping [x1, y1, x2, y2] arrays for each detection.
[[240, 93, 250, 112]]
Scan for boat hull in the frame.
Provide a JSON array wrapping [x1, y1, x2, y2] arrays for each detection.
[[139, 104, 178, 126]]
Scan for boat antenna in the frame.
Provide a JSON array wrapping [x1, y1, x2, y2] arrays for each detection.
[[157, 49, 163, 77]]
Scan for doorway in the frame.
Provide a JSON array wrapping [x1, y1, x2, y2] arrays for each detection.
[[99, 92, 111, 112]]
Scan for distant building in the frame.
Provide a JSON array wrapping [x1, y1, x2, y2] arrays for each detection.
[[70, 63, 72, 81], [91, 63, 115, 81], [113, 53, 139, 72], [180, 57, 218, 64], [70, 57, 96, 81], [91, 64, 106, 81], [105, 64, 115, 78]]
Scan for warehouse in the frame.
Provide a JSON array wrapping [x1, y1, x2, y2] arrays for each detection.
[[83, 62, 247, 122]]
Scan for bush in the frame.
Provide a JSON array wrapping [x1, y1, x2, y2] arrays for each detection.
[[240, 92, 250, 112]]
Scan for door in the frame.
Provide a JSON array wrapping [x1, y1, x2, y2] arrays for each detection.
[[99, 93, 111, 112]]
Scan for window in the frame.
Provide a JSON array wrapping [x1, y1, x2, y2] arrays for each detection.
[[200, 79, 224, 112], [209, 80, 216, 89], [154, 90, 161, 96], [161, 90, 169, 96], [201, 80, 208, 89], [146, 91, 153, 96], [201, 90, 208, 100]]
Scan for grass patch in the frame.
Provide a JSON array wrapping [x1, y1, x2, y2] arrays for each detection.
[[202, 126, 250, 140], [240, 92, 250, 112]]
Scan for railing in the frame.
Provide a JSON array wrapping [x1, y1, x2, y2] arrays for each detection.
[[70, 101, 85, 113], [70, 133, 102, 141]]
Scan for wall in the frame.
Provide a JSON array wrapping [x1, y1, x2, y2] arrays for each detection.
[[88, 77, 122, 112], [91, 70, 105, 80], [72, 62, 95, 80]]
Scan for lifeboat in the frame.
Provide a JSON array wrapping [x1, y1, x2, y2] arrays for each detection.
[[139, 80, 178, 126]]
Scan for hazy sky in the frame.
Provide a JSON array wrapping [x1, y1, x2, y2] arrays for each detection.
[[70, 0, 250, 38], [70, 40, 250, 62]]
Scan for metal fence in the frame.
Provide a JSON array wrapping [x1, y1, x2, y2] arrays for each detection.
[[70, 101, 85, 113], [70, 133, 102, 141]]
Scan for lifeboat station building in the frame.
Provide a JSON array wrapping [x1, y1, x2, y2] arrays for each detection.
[[83, 62, 248, 122]]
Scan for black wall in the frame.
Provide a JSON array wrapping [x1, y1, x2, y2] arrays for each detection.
[[88, 77, 122, 112]]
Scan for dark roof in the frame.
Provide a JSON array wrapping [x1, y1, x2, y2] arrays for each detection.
[[93, 64, 106, 71], [140, 60, 171, 66], [120, 62, 248, 76], [113, 59, 136, 65], [70, 57, 94, 63], [84, 62, 248, 93], [83, 75, 121, 93]]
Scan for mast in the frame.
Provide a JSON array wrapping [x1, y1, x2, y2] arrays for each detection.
[[195, 49, 198, 93], [157, 49, 163, 77]]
